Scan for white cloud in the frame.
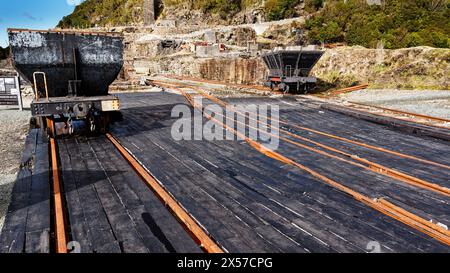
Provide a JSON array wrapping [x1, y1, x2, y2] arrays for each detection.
[[67, 0, 83, 6]]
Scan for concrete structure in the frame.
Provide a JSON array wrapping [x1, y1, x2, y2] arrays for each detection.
[[204, 31, 217, 43], [156, 20, 177, 28], [247, 42, 259, 57], [196, 44, 221, 58]]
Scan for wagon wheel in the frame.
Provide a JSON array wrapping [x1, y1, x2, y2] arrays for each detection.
[[303, 83, 312, 94]]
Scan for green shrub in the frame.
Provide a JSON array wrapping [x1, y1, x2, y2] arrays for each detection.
[[195, 0, 242, 19], [58, 0, 144, 28], [431, 31, 450, 48], [304, 0, 323, 12], [305, 0, 450, 49], [264, 0, 300, 21]]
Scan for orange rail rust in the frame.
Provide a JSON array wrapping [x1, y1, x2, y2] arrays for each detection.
[[199, 84, 450, 195], [163, 74, 277, 93], [332, 84, 369, 94], [348, 101, 450, 123], [165, 75, 370, 96], [343, 102, 450, 130], [186, 84, 450, 196], [106, 133, 224, 253], [179, 89, 450, 246], [284, 122, 450, 171], [47, 119, 68, 253], [377, 199, 450, 237], [153, 80, 450, 196], [153, 79, 450, 172], [281, 131, 450, 197]]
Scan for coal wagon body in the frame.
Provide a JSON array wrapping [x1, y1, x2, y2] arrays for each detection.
[[8, 28, 124, 135], [262, 46, 324, 93]]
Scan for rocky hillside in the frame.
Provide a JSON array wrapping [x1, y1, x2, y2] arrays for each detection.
[[55, 1, 449, 90], [56, 0, 330, 27], [58, 0, 449, 49], [121, 23, 449, 90], [313, 46, 450, 90]]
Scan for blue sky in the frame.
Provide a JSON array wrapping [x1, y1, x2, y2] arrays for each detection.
[[0, 0, 84, 47]]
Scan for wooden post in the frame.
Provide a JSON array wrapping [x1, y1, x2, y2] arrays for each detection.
[[15, 75, 23, 111]]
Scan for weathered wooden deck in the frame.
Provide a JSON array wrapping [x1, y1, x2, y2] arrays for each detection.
[[1, 91, 449, 253]]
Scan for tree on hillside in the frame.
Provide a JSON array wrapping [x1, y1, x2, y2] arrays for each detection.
[[305, 0, 450, 49]]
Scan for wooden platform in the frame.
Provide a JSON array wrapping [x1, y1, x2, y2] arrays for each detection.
[[57, 136, 200, 253], [322, 103, 450, 141], [1, 91, 449, 253], [0, 129, 50, 253], [109, 91, 449, 253]]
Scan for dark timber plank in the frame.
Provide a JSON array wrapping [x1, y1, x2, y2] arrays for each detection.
[[92, 138, 201, 253], [0, 129, 51, 253], [24, 130, 50, 253], [110, 91, 450, 252], [63, 138, 121, 253], [322, 103, 450, 141]]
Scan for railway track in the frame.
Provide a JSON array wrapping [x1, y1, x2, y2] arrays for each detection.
[[163, 74, 277, 93], [344, 101, 450, 129], [48, 119, 68, 253], [150, 80, 450, 246], [105, 133, 224, 253], [153, 80, 450, 190], [161, 75, 370, 97], [158, 75, 448, 134], [46, 119, 224, 253], [2, 86, 448, 253]]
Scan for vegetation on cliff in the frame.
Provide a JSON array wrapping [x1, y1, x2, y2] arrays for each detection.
[[306, 0, 450, 49], [58, 0, 144, 28], [164, 0, 305, 19], [58, 0, 449, 49]]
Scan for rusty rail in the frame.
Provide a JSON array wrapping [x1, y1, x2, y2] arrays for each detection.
[[348, 101, 450, 124], [47, 118, 68, 253], [174, 86, 450, 246], [163, 74, 279, 93], [332, 84, 369, 95], [153, 79, 450, 196], [106, 133, 224, 253]]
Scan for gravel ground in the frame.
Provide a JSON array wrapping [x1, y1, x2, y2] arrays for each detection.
[[340, 89, 450, 119], [0, 97, 32, 233]]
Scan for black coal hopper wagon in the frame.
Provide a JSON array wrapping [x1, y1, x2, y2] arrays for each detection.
[[261, 46, 324, 93], [8, 28, 124, 135]]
